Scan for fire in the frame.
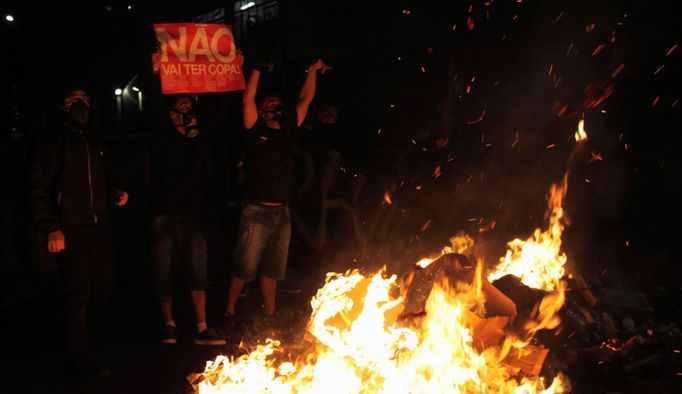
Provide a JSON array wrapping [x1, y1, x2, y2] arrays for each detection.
[[190, 122, 587, 393], [486, 174, 568, 292], [574, 119, 588, 142], [417, 232, 474, 268], [384, 191, 392, 205], [192, 173, 575, 392], [488, 119, 586, 292], [192, 265, 569, 393]]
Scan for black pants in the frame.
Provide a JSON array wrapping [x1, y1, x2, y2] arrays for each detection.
[[57, 224, 115, 368]]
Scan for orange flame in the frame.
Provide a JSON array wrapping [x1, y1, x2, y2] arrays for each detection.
[[384, 191, 392, 205], [488, 118, 585, 292], [574, 119, 588, 142], [190, 121, 588, 393], [487, 174, 568, 292], [193, 267, 569, 393], [416, 232, 474, 268]]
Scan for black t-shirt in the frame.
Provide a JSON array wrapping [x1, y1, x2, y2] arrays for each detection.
[[150, 126, 212, 215], [242, 113, 300, 203]]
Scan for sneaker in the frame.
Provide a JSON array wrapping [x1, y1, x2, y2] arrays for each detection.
[[161, 324, 178, 344], [194, 327, 226, 346]]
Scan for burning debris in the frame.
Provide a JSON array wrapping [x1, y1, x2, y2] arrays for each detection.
[[189, 259, 569, 393], [187, 168, 578, 393]]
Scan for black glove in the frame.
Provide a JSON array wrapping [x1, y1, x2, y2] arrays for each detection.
[[254, 58, 279, 72]]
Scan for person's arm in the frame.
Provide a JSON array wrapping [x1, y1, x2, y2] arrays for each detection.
[[296, 59, 332, 128], [100, 143, 128, 206], [242, 68, 261, 130], [26, 138, 65, 252]]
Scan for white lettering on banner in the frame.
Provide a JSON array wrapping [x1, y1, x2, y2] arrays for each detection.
[[156, 27, 188, 62], [161, 64, 181, 75], [182, 64, 208, 75], [210, 27, 236, 63], [156, 25, 237, 64], [208, 63, 242, 75], [188, 27, 215, 62]]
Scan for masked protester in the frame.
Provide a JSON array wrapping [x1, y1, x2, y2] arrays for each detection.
[[147, 93, 226, 346], [26, 89, 128, 378], [224, 58, 331, 331]]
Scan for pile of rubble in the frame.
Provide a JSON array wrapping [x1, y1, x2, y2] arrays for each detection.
[[495, 270, 682, 391]]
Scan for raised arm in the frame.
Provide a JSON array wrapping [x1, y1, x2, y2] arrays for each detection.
[[242, 68, 261, 129], [296, 59, 331, 128]]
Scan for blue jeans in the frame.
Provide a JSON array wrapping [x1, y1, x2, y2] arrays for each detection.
[[151, 215, 207, 300], [233, 203, 291, 281]]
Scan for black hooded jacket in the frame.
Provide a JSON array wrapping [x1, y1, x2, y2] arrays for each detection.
[[27, 121, 115, 234]]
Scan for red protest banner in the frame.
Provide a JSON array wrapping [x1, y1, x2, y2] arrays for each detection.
[[154, 23, 245, 94]]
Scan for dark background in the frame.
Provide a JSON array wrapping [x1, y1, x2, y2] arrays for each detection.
[[0, 0, 680, 392]]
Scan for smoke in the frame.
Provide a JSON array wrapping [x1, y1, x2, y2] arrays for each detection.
[[288, 0, 679, 289], [328, 0, 641, 277]]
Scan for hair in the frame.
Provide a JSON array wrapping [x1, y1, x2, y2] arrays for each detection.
[[171, 94, 195, 107], [64, 88, 88, 98], [257, 91, 283, 109]]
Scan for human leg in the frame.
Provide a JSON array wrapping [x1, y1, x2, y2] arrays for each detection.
[[151, 216, 177, 342], [58, 233, 93, 368], [259, 276, 277, 316], [228, 205, 272, 315], [258, 207, 291, 316], [181, 217, 208, 329]]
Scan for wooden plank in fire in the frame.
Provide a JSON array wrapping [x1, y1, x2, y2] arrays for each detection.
[[503, 344, 549, 377], [401, 253, 475, 317]]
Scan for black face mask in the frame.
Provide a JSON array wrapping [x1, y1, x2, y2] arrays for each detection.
[[263, 105, 286, 122], [69, 100, 90, 124], [172, 108, 201, 138]]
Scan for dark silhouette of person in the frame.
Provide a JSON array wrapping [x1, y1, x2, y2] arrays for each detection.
[[224, 58, 331, 323], [26, 89, 128, 377]]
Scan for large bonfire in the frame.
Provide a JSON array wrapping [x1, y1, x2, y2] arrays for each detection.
[[191, 123, 588, 393]]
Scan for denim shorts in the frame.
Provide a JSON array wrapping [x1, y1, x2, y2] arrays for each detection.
[[233, 203, 291, 281], [151, 215, 207, 300]]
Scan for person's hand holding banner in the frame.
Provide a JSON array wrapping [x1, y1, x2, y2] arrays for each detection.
[[308, 59, 332, 74], [154, 23, 245, 94], [151, 48, 162, 74]]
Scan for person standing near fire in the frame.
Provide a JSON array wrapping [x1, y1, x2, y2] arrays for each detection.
[[224, 58, 331, 327], [27, 88, 128, 378], [147, 50, 232, 346]]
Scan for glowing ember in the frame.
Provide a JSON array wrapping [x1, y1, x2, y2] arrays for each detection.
[[384, 191, 392, 205]]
